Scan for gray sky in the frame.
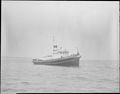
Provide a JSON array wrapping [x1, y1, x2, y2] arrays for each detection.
[[1, 1, 119, 60]]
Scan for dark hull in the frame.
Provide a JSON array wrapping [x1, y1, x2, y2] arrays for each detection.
[[33, 55, 81, 67]]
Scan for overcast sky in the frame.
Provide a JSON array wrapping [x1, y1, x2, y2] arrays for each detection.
[[1, 1, 119, 60]]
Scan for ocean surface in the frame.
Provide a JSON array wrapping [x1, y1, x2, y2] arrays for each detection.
[[1, 57, 119, 93]]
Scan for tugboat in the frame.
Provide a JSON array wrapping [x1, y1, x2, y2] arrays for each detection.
[[32, 36, 81, 67]]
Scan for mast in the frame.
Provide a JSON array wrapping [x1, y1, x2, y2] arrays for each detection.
[[76, 47, 79, 55], [52, 35, 58, 54]]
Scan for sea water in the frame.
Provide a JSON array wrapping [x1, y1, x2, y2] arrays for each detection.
[[1, 57, 119, 93]]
